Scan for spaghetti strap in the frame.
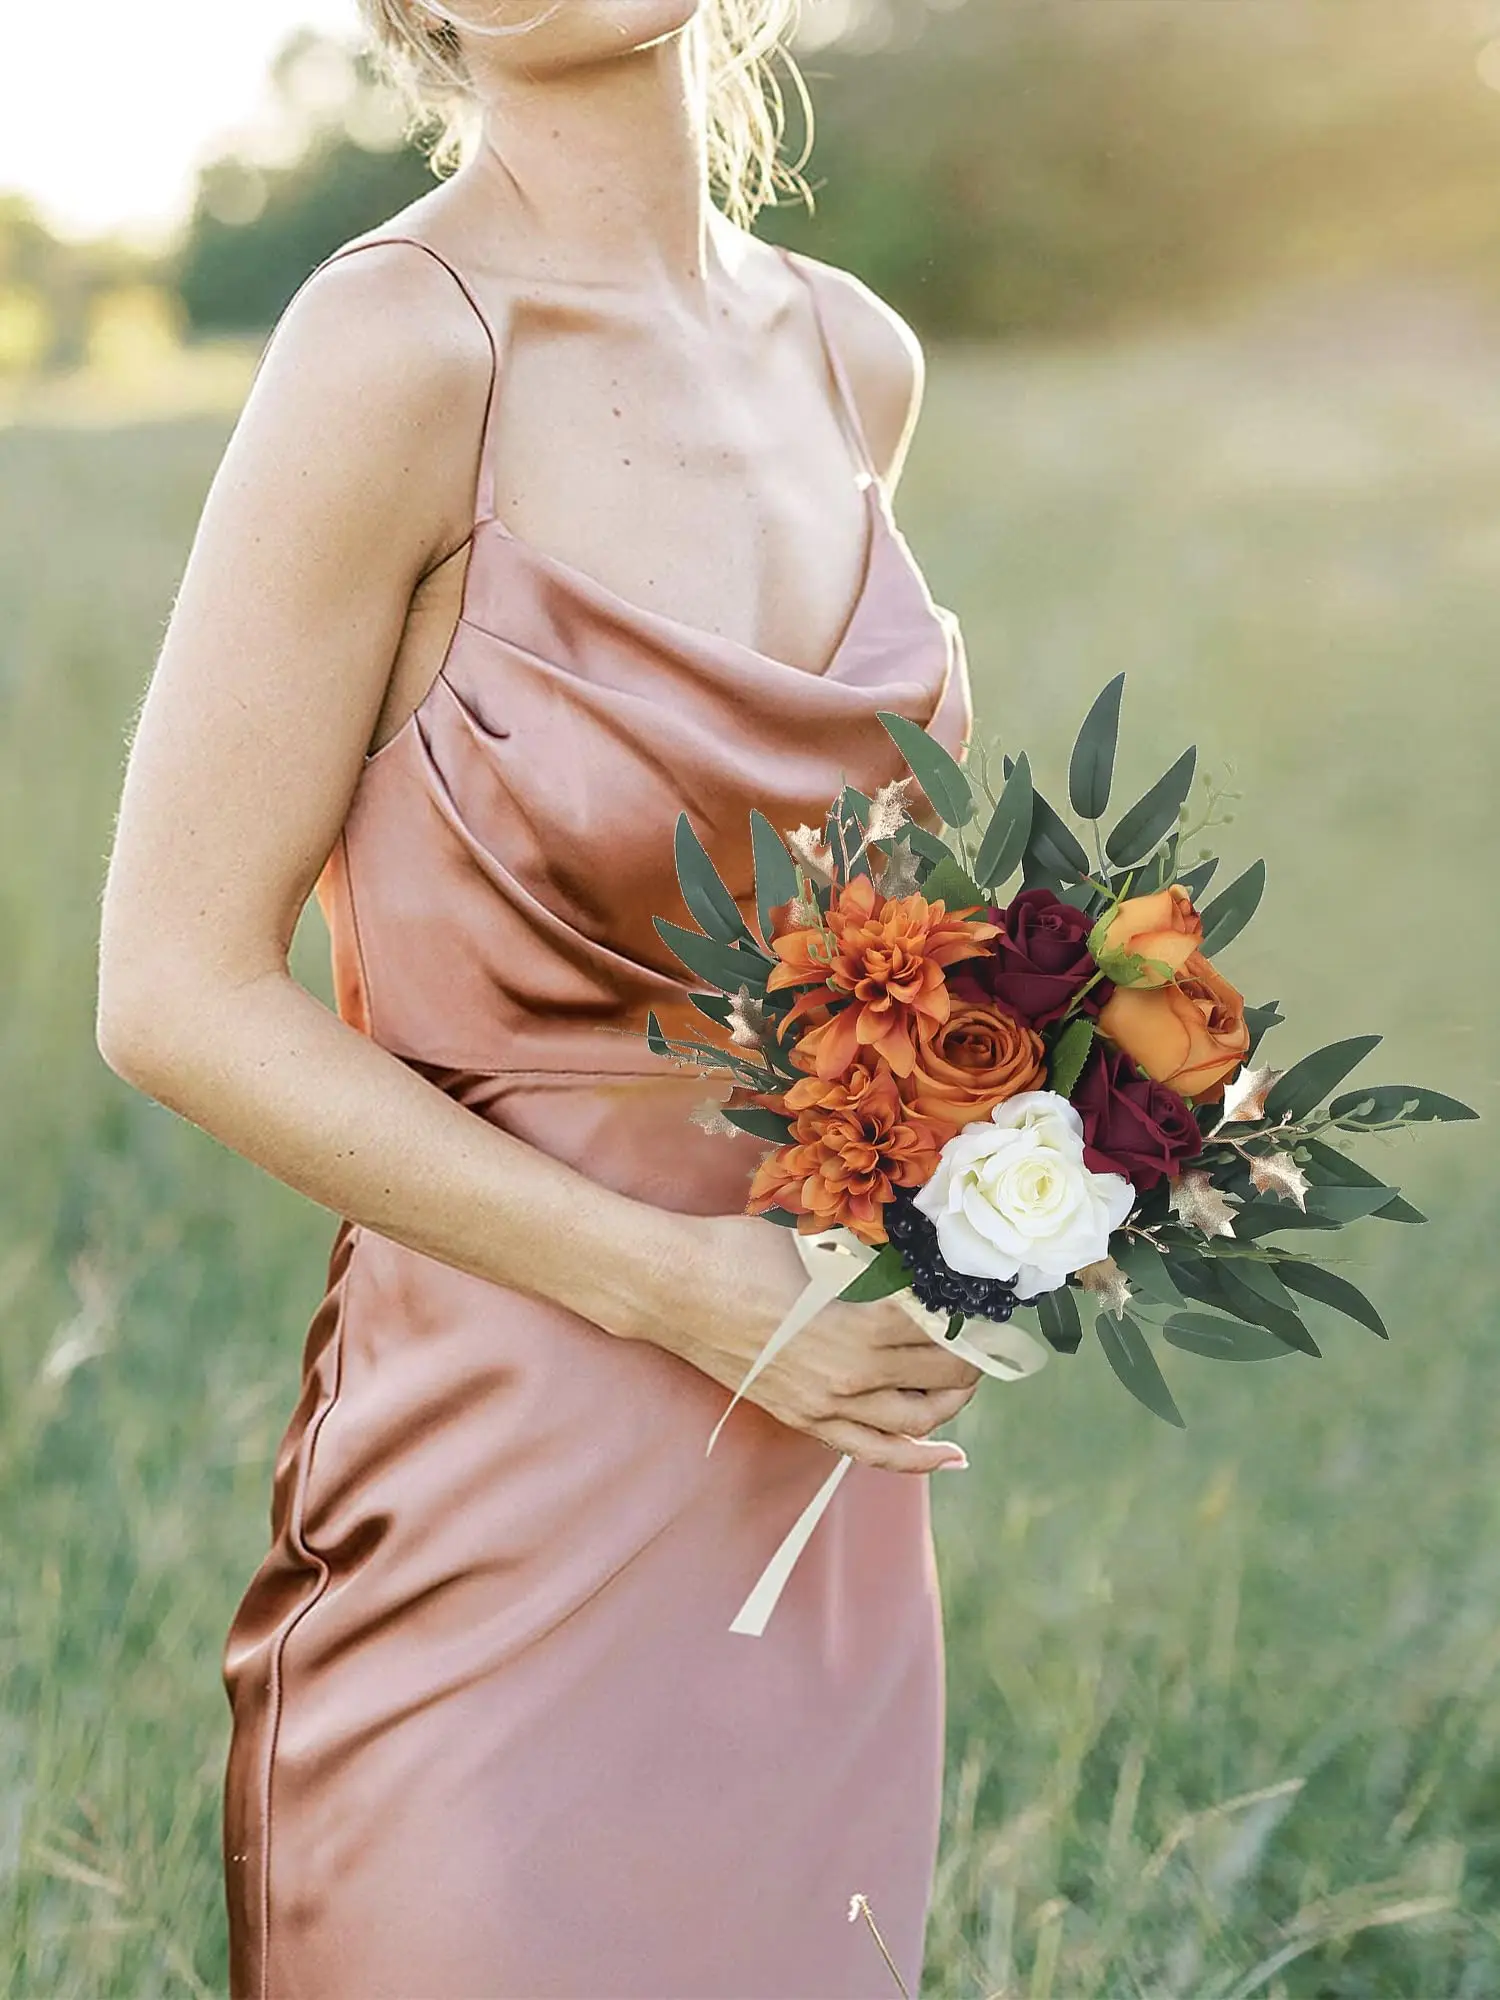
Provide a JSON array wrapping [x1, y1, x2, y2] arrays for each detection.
[[777, 244, 878, 486], [250, 233, 503, 527]]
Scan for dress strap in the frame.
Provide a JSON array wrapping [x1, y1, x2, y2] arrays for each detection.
[[253, 233, 502, 526], [776, 244, 878, 487]]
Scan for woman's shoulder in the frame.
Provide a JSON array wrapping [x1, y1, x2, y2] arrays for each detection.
[[776, 242, 926, 483]]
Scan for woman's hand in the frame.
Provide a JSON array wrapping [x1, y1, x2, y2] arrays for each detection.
[[636, 1213, 981, 1474]]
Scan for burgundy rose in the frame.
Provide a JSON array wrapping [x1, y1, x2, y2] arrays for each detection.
[[1072, 1042, 1204, 1191], [955, 887, 1111, 1027]]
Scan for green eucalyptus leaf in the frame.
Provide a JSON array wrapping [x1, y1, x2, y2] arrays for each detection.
[[1049, 1018, 1096, 1100], [653, 917, 770, 996], [1112, 1238, 1184, 1307], [1275, 1262, 1389, 1340], [1026, 784, 1093, 881], [689, 992, 735, 1027], [1210, 1264, 1320, 1354], [974, 753, 1034, 888], [1037, 1285, 1083, 1353], [899, 822, 955, 866], [721, 1106, 795, 1144], [758, 1206, 800, 1229], [839, 1245, 912, 1303], [1302, 1182, 1402, 1223], [876, 709, 975, 826], [1299, 1138, 1426, 1224], [1163, 1312, 1298, 1362], [1232, 1203, 1344, 1239], [1069, 674, 1127, 820], [674, 813, 752, 945], [1106, 746, 1198, 865], [1095, 1311, 1186, 1427], [1327, 1083, 1480, 1128], [749, 810, 799, 948], [1263, 1035, 1382, 1123], [1197, 859, 1266, 956]]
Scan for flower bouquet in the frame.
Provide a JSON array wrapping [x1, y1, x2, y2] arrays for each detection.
[[647, 676, 1477, 1634]]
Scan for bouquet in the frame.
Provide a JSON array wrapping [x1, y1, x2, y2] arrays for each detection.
[[646, 676, 1477, 1633]]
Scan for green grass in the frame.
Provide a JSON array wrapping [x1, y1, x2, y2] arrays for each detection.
[[1, 275, 1495, 1997]]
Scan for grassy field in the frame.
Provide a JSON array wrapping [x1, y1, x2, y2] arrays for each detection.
[[1, 274, 1495, 1998]]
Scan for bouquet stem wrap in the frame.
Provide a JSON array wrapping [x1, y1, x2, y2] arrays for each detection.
[[708, 1231, 1052, 1636]]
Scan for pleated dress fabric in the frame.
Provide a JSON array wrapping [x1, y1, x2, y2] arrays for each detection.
[[220, 231, 975, 2000]]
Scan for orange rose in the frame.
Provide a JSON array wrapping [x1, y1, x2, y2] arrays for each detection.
[[1097, 949, 1250, 1103], [905, 1000, 1047, 1128], [747, 1061, 950, 1245], [1100, 884, 1203, 988]]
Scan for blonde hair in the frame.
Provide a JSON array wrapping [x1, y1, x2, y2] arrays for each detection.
[[356, 1, 815, 229]]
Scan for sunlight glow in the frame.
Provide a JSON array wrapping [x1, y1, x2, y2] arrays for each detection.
[[0, 0, 361, 242]]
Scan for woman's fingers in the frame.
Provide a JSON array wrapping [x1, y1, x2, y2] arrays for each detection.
[[837, 1380, 978, 1439], [814, 1415, 969, 1476]]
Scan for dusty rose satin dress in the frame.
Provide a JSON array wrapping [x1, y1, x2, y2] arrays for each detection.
[[220, 231, 974, 2000]]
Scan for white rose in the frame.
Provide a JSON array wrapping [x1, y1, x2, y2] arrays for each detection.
[[912, 1089, 1134, 1297]]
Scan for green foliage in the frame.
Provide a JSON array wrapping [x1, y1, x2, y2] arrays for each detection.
[[1197, 858, 1267, 955], [1068, 673, 1126, 820], [749, 809, 799, 948], [1048, 1018, 1096, 1100], [876, 708, 974, 825], [838, 1245, 910, 1303], [1036, 1284, 1083, 1354], [1107, 745, 1198, 866], [1094, 1312, 1186, 1428], [919, 852, 987, 914], [972, 751, 1033, 888], [1263, 1034, 1382, 1123], [673, 811, 754, 945], [651, 917, 771, 995]]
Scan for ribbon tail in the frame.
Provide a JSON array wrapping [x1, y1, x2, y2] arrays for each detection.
[[728, 1452, 854, 1637], [705, 1246, 851, 1458]]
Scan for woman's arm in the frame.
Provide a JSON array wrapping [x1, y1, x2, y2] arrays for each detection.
[[95, 244, 979, 1473]]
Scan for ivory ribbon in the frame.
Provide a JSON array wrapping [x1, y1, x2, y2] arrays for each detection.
[[710, 1228, 1053, 1637]]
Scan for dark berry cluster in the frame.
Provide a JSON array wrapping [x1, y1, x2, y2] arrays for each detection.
[[883, 1188, 1040, 1327]]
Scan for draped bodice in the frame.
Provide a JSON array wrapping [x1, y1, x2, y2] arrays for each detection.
[[301, 233, 974, 1079]]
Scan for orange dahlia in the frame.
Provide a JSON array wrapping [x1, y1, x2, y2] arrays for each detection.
[[746, 1061, 953, 1246], [767, 873, 998, 1082]]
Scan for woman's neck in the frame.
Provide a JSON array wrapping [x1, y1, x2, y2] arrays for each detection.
[[456, 33, 732, 301]]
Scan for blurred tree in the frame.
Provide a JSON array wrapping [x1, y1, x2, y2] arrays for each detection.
[[762, 0, 1500, 337], [162, 0, 1500, 343], [0, 194, 154, 373], [174, 32, 432, 334]]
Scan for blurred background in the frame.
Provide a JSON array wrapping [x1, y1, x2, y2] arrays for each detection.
[[3, 1, 1499, 1993]]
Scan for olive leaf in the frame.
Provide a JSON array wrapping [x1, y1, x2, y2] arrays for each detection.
[[749, 810, 799, 949], [1037, 1285, 1083, 1353], [1197, 858, 1266, 956], [1106, 746, 1197, 865], [1069, 674, 1127, 820], [973, 752, 1034, 888], [875, 710, 975, 826], [1262, 1035, 1381, 1123], [1163, 1312, 1297, 1362], [1095, 1311, 1186, 1427]]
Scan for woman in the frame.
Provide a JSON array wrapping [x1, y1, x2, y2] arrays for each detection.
[[96, 3, 982, 1994]]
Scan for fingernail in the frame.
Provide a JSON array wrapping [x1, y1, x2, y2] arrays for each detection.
[[937, 1451, 968, 1471]]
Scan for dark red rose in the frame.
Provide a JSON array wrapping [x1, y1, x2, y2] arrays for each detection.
[[1072, 1042, 1204, 1190], [955, 887, 1111, 1027]]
